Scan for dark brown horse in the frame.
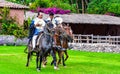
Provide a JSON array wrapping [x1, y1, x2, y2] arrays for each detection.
[[50, 24, 73, 66], [61, 24, 73, 61], [50, 26, 64, 66]]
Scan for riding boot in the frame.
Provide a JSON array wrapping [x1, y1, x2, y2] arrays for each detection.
[[31, 47, 37, 52]]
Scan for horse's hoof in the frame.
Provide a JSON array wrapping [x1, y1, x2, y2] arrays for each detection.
[[54, 66, 59, 70], [42, 64, 46, 68], [37, 68, 40, 72], [26, 64, 28, 67], [64, 66, 67, 68]]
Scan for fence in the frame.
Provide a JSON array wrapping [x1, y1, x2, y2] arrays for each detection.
[[73, 34, 120, 45]]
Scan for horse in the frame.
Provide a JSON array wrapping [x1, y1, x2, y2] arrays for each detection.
[[55, 24, 73, 66], [25, 22, 58, 71], [50, 24, 73, 67], [61, 24, 73, 62]]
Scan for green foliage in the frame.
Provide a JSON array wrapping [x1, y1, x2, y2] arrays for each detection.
[[87, 0, 120, 16], [49, 1, 77, 13], [30, 0, 50, 9], [6, 0, 34, 5], [13, 28, 28, 38], [30, 0, 77, 13], [0, 7, 28, 38]]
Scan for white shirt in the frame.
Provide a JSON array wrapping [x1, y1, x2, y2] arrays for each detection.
[[34, 17, 45, 31], [46, 17, 57, 28]]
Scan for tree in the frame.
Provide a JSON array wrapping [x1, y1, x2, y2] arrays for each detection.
[[87, 0, 120, 16]]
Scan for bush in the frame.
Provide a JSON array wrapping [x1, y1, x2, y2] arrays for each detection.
[[87, 0, 120, 16], [0, 7, 28, 38], [13, 28, 28, 38], [30, 0, 76, 13], [35, 7, 71, 14]]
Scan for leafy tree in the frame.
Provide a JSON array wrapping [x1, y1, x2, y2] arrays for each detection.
[[87, 0, 120, 16]]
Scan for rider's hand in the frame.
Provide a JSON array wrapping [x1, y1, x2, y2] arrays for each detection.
[[36, 24, 41, 26]]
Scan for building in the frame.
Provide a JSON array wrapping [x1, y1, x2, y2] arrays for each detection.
[[0, 0, 29, 25], [61, 14, 120, 36], [26, 11, 120, 36]]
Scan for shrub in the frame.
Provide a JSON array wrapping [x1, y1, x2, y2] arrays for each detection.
[[0, 7, 28, 38], [29, 0, 76, 13], [31, 7, 71, 14]]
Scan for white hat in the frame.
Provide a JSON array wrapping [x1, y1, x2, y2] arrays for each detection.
[[55, 16, 63, 24]]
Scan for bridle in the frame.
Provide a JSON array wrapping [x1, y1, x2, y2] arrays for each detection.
[[44, 23, 55, 36]]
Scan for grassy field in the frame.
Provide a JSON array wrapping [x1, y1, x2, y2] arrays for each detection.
[[0, 46, 120, 74]]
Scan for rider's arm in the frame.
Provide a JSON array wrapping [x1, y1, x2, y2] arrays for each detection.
[[34, 19, 41, 27], [30, 20, 35, 29]]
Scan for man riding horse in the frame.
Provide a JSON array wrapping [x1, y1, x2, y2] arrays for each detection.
[[28, 12, 45, 52], [28, 12, 64, 52]]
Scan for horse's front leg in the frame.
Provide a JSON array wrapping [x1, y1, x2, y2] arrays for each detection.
[[26, 52, 31, 67], [62, 55, 66, 66], [50, 51, 56, 66], [42, 56, 47, 67], [58, 51, 64, 65], [50, 49, 58, 70], [36, 52, 39, 71], [39, 55, 42, 71], [64, 50, 69, 61], [58, 51, 62, 65]]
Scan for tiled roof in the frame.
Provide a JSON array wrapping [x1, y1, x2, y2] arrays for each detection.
[[25, 11, 120, 25], [0, 1, 29, 9]]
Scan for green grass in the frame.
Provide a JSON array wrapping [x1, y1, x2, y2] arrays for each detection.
[[0, 46, 120, 74]]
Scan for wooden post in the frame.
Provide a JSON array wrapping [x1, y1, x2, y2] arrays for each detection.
[[105, 36, 107, 43], [91, 34, 93, 43], [78, 35, 80, 43], [87, 36, 89, 43], [73, 35, 75, 43], [79, 34, 82, 43], [97, 35, 99, 43], [117, 37, 118, 45], [108, 35, 111, 44]]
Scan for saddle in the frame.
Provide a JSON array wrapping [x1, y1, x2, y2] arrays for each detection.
[[36, 32, 44, 47]]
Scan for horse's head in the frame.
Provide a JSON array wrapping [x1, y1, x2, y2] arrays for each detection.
[[63, 24, 73, 38], [54, 25, 64, 36], [44, 21, 55, 36]]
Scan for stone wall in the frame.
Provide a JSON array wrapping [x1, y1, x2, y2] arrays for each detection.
[[0, 35, 28, 46], [1, 35, 120, 53], [70, 43, 120, 53]]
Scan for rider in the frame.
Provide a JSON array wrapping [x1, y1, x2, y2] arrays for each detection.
[[29, 12, 45, 51], [46, 12, 57, 28], [45, 12, 57, 45], [46, 13, 66, 50]]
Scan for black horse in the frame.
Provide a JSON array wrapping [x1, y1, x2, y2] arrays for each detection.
[[26, 22, 58, 71], [36, 23, 58, 71]]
